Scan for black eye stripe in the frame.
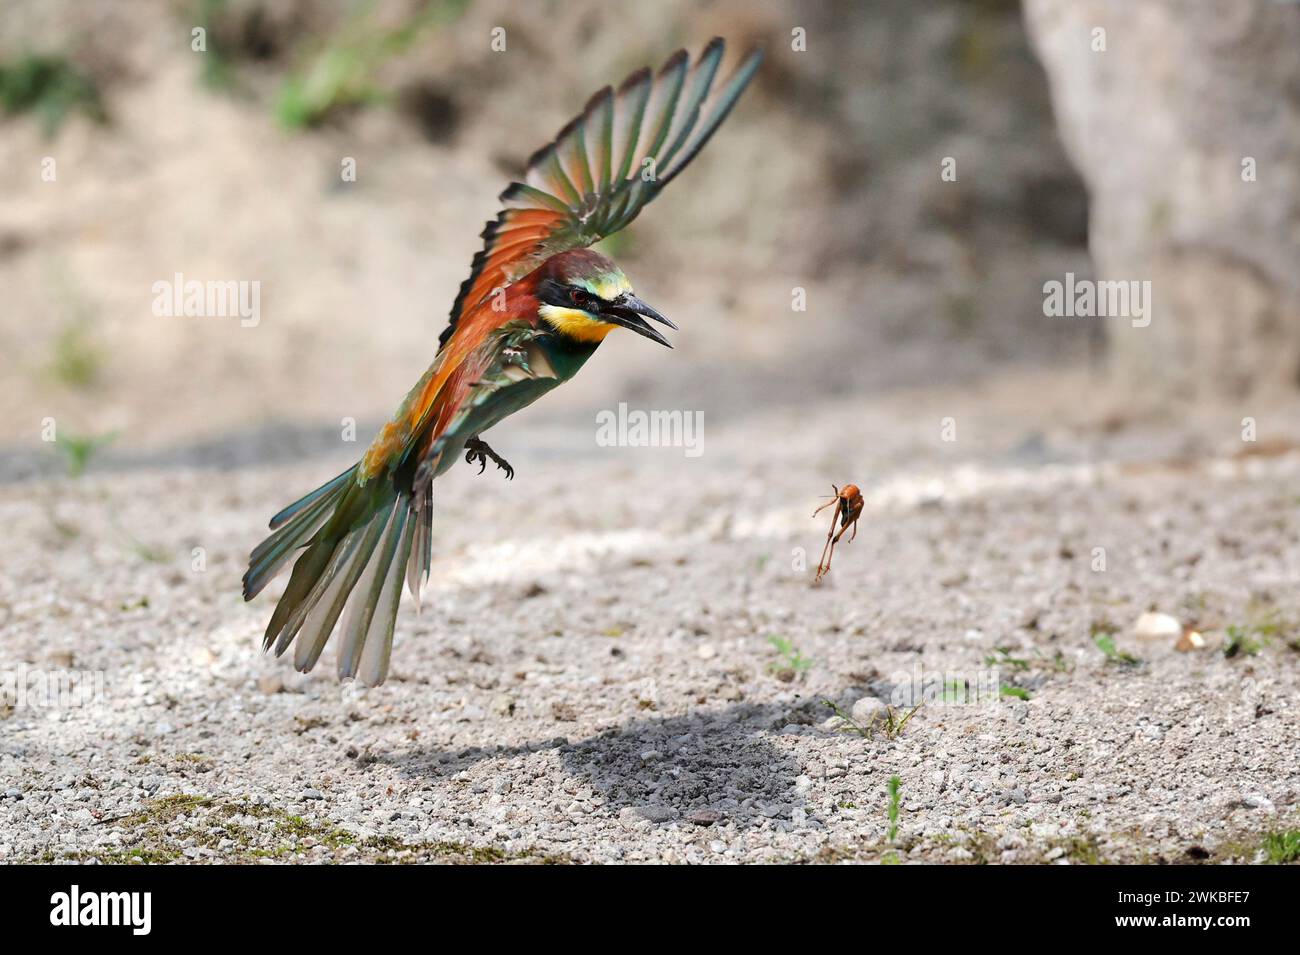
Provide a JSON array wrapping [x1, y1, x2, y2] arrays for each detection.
[[538, 278, 606, 312], [538, 279, 576, 309]]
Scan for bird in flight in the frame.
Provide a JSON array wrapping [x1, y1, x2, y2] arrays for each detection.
[[243, 38, 762, 686]]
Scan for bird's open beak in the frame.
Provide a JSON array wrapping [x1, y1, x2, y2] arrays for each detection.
[[602, 293, 677, 348]]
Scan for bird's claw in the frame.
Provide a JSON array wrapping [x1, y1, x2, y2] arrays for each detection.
[[464, 438, 514, 480]]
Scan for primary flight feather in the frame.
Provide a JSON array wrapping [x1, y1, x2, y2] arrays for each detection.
[[243, 38, 763, 685]]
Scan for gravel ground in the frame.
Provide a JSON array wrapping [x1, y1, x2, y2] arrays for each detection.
[[2, 382, 1299, 864]]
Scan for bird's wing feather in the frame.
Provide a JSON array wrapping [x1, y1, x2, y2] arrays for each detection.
[[359, 39, 761, 484], [436, 37, 762, 352]]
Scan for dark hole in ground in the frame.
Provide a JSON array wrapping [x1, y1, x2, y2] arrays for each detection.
[[399, 80, 460, 145]]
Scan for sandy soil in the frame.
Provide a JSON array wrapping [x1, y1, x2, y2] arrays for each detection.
[[3, 378, 1298, 864]]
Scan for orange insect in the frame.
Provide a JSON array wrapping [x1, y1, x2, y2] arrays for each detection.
[[813, 483, 864, 581]]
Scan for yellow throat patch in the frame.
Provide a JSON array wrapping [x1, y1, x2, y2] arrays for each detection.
[[538, 305, 616, 343]]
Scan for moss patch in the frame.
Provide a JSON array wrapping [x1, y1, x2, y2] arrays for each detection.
[[28, 794, 569, 865]]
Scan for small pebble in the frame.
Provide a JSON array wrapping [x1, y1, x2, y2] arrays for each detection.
[[257, 674, 284, 695], [1133, 611, 1181, 640], [851, 696, 888, 725], [632, 805, 675, 824]]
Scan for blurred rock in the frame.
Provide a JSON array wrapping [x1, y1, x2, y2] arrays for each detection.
[[1025, 0, 1300, 401], [1132, 612, 1181, 641]]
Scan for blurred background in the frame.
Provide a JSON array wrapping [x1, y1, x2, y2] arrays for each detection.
[[5, 0, 1294, 480], [2, 0, 1093, 468], [1, 0, 1298, 479]]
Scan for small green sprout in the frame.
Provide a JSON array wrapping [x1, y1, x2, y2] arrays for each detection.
[[1093, 632, 1141, 666], [1260, 829, 1300, 864], [880, 775, 903, 864], [55, 430, 117, 478], [1048, 650, 1071, 673], [768, 636, 812, 676], [1223, 625, 1264, 659], [886, 775, 901, 841], [0, 53, 106, 136], [49, 321, 104, 390], [985, 646, 1030, 671]]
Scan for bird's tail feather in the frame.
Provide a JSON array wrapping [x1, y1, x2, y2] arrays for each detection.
[[337, 497, 413, 685], [243, 465, 358, 600], [268, 466, 356, 530], [245, 472, 428, 687], [406, 485, 433, 609]]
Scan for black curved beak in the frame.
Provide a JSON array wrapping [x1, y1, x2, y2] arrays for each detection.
[[602, 293, 677, 348]]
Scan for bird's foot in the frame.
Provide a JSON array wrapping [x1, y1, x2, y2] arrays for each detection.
[[464, 437, 514, 480]]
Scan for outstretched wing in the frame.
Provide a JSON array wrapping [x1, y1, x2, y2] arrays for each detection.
[[359, 39, 761, 487], [437, 37, 763, 351]]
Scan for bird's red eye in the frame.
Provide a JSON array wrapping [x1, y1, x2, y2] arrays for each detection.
[[570, 288, 592, 309]]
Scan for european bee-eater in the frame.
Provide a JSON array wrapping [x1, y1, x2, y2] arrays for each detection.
[[243, 39, 762, 686]]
